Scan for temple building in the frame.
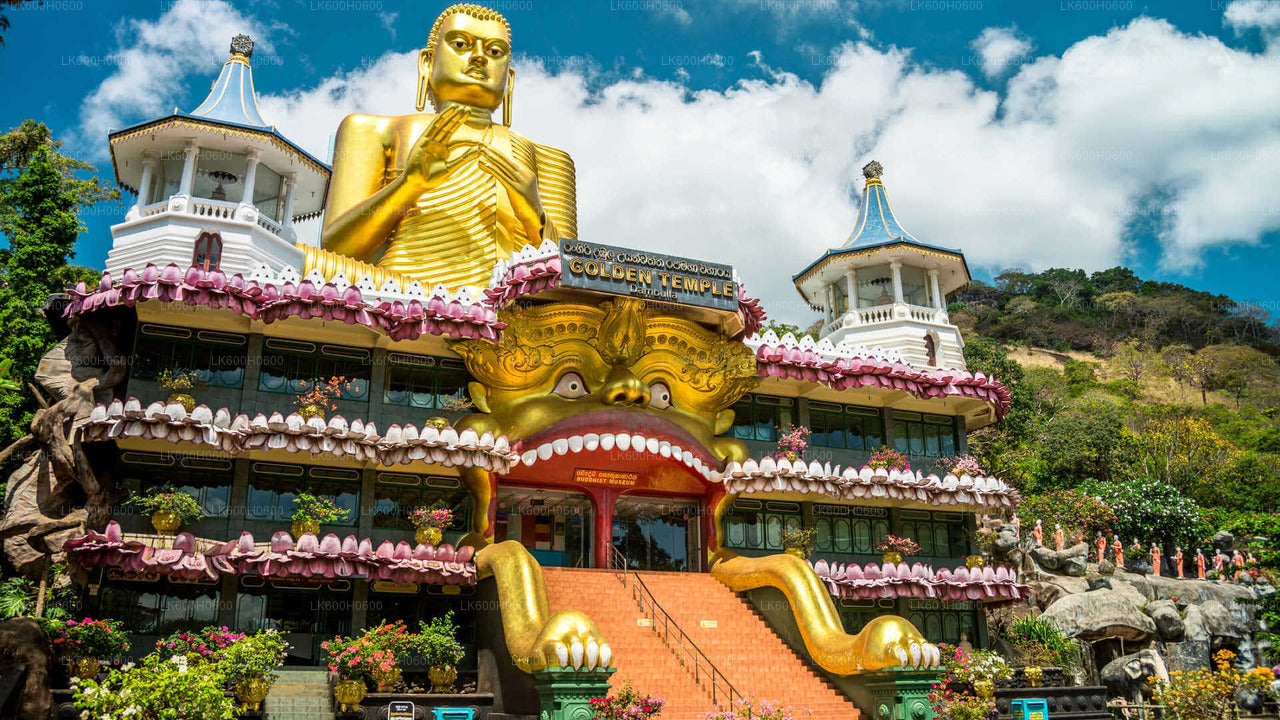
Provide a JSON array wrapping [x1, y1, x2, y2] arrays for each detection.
[[15, 15, 1023, 720]]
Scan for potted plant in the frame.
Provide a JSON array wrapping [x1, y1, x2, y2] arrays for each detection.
[[589, 681, 665, 720], [876, 535, 921, 565], [772, 424, 811, 463], [868, 445, 911, 472], [293, 375, 351, 420], [409, 505, 453, 546], [219, 629, 290, 711], [781, 526, 818, 559], [47, 617, 130, 680], [415, 612, 465, 693], [290, 493, 349, 538], [323, 621, 412, 697], [157, 368, 204, 412], [125, 487, 203, 535], [153, 625, 245, 663]]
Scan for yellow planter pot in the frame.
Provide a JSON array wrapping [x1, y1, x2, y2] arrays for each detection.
[[333, 678, 366, 713], [167, 392, 196, 412], [974, 678, 995, 700], [784, 547, 807, 559], [372, 666, 401, 693], [416, 526, 443, 546], [299, 403, 326, 420], [67, 657, 101, 681], [882, 552, 902, 566], [291, 518, 320, 538], [1024, 665, 1043, 688], [151, 509, 181, 535], [234, 677, 270, 711], [966, 554, 986, 569], [429, 664, 458, 694]]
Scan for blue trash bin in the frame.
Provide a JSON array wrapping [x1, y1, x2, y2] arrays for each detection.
[[433, 709, 476, 720], [1011, 698, 1049, 720]]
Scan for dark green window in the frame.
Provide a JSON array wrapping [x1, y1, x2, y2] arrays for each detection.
[[246, 463, 360, 526], [722, 499, 802, 551], [808, 402, 884, 450], [382, 354, 469, 409], [372, 472, 472, 531], [95, 581, 221, 636], [729, 394, 793, 442], [117, 452, 233, 518], [899, 510, 968, 558], [906, 599, 978, 646], [811, 504, 890, 555], [257, 339, 370, 401], [131, 324, 247, 389], [892, 412, 957, 458], [839, 601, 893, 635]]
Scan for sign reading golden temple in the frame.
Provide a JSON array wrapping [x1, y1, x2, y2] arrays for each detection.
[[559, 239, 737, 310]]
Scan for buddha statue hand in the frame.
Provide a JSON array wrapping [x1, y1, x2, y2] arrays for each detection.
[[403, 105, 479, 192], [476, 144, 546, 240]]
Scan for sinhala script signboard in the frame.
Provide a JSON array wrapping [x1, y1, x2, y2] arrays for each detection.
[[558, 240, 737, 311]]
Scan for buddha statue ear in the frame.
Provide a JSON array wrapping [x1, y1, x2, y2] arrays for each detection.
[[502, 67, 514, 126], [416, 48, 432, 112]]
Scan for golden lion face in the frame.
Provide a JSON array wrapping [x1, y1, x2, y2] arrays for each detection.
[[451, 299, 758, 481]]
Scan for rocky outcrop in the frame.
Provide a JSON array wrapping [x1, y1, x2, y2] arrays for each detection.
[[1145, 600, 1184, 641], [1030, 542, 1089, 576], [0, 618, 54, 720], [1041, 589, 1157, 642]]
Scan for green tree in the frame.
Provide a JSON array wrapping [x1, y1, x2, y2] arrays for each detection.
[[0, 121, 117, 445], [962, 337, 1037, 483]]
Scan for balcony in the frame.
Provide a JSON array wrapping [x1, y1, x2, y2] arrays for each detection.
[[821, 302, 951, 336]]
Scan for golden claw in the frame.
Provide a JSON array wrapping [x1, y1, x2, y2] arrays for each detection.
[[474, 540, 614, 673], [710, 549, 941, 673]]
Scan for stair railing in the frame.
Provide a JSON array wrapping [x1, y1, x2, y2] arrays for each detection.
[[607, 544, 744, 714]]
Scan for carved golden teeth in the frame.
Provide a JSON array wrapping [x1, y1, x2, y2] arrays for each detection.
[[516, 432, 719, 482]]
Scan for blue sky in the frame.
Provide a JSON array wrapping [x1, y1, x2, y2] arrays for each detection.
[[2, 0, 1280, 323]]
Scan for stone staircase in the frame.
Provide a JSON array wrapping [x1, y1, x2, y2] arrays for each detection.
[[264, 667, 333, 720], [541, 567, 862, 720]]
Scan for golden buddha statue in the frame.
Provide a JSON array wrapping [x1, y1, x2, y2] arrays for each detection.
[[311, 3, 576, 290]]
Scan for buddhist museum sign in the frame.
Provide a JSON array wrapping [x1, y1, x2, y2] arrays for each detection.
[[559, 239, 737, 310]]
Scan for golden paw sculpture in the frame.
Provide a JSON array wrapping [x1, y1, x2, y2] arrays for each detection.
[[474, 540, 613, 673], [710, 549, 941, 673]]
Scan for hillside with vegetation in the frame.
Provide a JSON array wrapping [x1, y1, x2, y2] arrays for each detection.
[[951, 267, 1280, 554]]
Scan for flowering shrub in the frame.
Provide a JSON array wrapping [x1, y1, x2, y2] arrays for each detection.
[[412, 612, 466, 667], [154, 626, 245, 661], [157, 368, 204, 393], [218, 629, 290, 689], [291, 492, 350, 525], [48, 618, 130, 660], [1004, 615, 1079, 669], [876, 535, 922, 557], [927, 684, 995, 720], [937, 455, 986, 477], [867, 446, 911, 472], [293, 375, 353, 412], [773, 424, 811, 462], [781, 527, 818, 556], [323, 620, 420, 682], [438, 395, 475, 412], [1149, 650, 1274, 720], [1080, 477, 1202, 546], [410, 505, 454, 530], [126, 487, 204, 523], [1019, 490, 1116, 545], [937, 644, 1013, 684], [590, 681, 665, 720], [72, 654, 235, 720], [705, 698, 812, 720]]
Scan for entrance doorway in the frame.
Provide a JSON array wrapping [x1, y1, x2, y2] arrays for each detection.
[[611, 495, 700, 572], [494, 486, 592, 568]]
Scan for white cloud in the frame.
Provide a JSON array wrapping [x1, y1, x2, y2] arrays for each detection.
[[78, 4, 1280, 325], [1224, 0, 1280, 38], [76, 0, 279, 152], [971, 26, 1032, 78]]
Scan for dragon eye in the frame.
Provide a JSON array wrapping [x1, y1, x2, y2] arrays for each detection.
[[648, 382, 672, 409], [552, 372, 589, 399]]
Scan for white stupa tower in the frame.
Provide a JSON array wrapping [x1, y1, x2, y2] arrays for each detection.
[[792, 161, 970, 369], [104, 35, 329, 278]]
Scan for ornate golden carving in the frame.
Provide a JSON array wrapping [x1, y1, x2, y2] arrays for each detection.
[[316, 4, 575, 290], [475, 540, 610, 673], [710, 549, 939, 674]]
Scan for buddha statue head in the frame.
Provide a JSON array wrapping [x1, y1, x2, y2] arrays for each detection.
[[418, 3, 513, 120]]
